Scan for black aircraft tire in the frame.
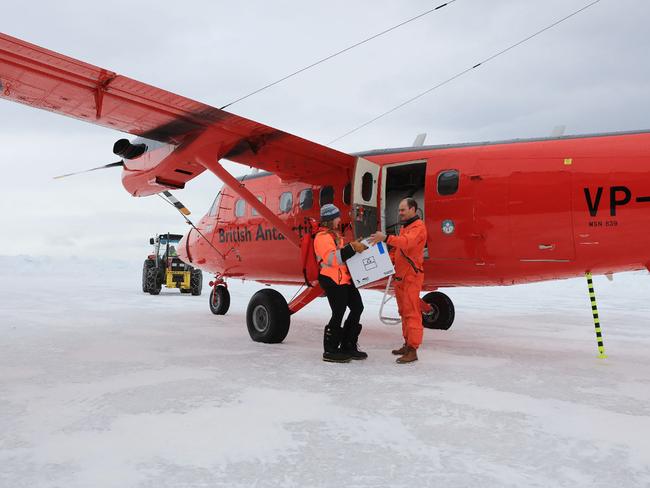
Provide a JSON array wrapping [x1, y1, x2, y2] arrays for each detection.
[[209, 286, 230, 315], [246, 289, 290, 344], [190, 269, 203, 296], [146, 267, 161, 295], [142, 260, 155, 293], [422, 291, 455, 330]]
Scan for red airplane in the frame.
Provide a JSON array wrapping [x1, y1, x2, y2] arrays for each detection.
[[2, 33, 648, 344]]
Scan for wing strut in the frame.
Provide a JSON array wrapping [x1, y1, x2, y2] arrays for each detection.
[[195, 151, 301, 249]]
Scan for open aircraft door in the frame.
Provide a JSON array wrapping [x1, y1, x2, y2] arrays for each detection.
[[351, 157, 381, 239]]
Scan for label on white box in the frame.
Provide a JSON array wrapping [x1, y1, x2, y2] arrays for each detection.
[[347, 239, 394, 288]]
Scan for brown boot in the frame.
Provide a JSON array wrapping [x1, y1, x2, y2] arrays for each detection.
[[396, 346, 418, 364], [391, 343, 408, 356]]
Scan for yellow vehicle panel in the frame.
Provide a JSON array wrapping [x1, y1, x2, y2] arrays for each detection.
[[165, 270, 191, 289]]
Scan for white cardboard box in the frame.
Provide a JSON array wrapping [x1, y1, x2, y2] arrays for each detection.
[[347, 239, 395, 288]]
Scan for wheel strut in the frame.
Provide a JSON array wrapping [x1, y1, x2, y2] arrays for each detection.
[[209, 275, 230, 315]]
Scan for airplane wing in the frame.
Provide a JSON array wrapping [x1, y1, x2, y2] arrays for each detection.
[[0, 32, 355, 188]]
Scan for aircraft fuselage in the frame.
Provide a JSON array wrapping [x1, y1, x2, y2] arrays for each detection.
[[179, 130, 650, 289]]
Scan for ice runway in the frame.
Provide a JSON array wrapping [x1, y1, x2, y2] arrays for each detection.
[[1, 256, 649, 487]]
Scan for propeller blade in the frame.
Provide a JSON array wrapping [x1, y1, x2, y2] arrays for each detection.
[[162, 190, 191, 216], [53, 160, 124, 180]]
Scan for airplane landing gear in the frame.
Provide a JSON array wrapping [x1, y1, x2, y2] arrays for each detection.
[[209, 286, 230, 315], [209, 277, 230, 315], [422, 291, 455, 330], [246, 289, 290, 343]]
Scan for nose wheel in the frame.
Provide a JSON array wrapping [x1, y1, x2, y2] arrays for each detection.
[[422, 291, 455, 330], [209, 285, 230, 315]]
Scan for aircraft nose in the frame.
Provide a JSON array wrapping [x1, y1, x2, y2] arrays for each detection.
[[177, 233, 190, 263]]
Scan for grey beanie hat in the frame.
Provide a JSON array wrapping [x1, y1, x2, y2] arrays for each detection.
[[320, 203, 340, 222]]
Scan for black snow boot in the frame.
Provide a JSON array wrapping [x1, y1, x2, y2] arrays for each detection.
[[323, 325, 351, 363], [341, 323, 368, 360]]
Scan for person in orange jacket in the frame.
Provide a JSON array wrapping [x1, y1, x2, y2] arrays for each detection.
[[314, 203, 368, 363], [369, 198, 427, 364]]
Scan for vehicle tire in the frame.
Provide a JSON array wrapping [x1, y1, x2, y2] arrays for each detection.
[[142, 259, 155, 292], [246, 289, 290, 343], [180, 288, 191, 294], [190, 269, 203, 296], [146, 267, 161, 295], [422, 291, 455, 330], [209, 286, 230, 315]]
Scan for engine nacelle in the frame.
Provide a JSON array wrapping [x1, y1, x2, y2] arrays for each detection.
[[113, 138, 147, 159]]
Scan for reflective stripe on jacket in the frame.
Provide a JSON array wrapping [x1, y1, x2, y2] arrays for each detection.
[[313, 228, 352, 285], [387, 218, 427, 280]]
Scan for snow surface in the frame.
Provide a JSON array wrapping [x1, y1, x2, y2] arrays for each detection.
[[1, 255, 649, 487]]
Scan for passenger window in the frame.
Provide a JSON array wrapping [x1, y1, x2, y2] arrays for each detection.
[[251, 195, 263, 216], [279, 192, 293, 213], [320, 186, 334, 206], [437, 170, 459, 196], [361, 172, 374, 202], [299, 189, 313, 210], [343, 183, 351, 205], [234, 199, 245, 217]]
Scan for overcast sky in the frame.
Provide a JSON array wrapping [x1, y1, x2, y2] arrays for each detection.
[[1, 0, 649, 260]]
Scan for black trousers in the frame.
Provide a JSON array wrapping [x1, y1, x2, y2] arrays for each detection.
[[318, 275, 364, 331]]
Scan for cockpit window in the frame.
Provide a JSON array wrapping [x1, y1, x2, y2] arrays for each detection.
[[208, 192, 220, 217], [234, 199, 246, 217]]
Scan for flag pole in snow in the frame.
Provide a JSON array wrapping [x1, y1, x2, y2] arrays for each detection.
[[585, 272, 607, 359]]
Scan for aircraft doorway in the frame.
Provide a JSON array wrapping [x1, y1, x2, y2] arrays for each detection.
[[382, 161, 427, 237]]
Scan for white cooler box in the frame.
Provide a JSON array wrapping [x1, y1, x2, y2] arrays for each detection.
[[346, 239, 395, 288]]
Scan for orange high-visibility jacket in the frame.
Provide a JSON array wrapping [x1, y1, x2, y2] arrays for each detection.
[[313, 228, 352, 285], [387, 218, 427, 279]]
